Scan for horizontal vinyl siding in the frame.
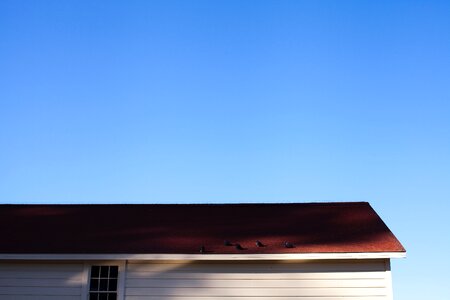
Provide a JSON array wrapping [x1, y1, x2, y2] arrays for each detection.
[[0, 262, 83, 300], [125, 260, 390, 300]]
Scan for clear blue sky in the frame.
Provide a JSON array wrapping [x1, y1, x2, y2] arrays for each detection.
[[1, 1, 449, 299]]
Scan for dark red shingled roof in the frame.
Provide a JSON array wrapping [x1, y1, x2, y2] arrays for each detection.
[[0, 202, 405, 254]]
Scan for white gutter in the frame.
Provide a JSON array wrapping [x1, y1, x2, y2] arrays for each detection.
[[0, 252, 406, 261]]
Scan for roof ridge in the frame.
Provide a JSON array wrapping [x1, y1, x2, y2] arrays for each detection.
[[0, 201, 369, 206]]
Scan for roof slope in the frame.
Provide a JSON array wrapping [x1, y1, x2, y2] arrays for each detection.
[[0, 202, 405, 254]]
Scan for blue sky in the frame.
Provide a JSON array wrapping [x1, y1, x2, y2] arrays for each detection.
[[1, 1, 449, 299]]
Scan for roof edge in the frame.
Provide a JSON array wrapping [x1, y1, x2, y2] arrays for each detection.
[[0, 252, 406, 261]]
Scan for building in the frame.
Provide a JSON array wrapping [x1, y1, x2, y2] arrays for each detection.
[[0, 202, 405, 300]]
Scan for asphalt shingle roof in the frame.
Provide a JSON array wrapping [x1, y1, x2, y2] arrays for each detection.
[[0, 202, 405, 254]]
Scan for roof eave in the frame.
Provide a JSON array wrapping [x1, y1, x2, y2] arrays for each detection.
[[0, 252, 406, 261]]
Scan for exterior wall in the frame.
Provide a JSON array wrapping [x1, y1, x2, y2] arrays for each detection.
[[0, 259, 393, 300], [125, 259, 393, 300], [0, 262, 84, 300]]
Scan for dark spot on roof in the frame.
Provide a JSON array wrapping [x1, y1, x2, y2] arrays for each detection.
[[256, 240, 265, 247], [235, 244, 244, 250], [284, 241, 294, 248]]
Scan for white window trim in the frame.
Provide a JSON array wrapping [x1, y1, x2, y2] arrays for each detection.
[[81, 260, 126, 300]]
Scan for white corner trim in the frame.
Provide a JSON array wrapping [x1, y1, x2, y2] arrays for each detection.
[[0, 252, 406, 261], [385, 259, 394, 300]]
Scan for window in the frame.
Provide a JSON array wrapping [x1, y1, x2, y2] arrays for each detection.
[[89, 265, 118, 300]]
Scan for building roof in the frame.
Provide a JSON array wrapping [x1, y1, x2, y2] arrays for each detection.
[[0, 202, 405, 255]]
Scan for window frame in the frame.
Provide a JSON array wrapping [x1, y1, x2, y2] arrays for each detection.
[[82, 261, 126, 300]]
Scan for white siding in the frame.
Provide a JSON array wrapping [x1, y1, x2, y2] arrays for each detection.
[[125, 259, 392, 300], [0, 262, 83, 300], [0, 259, 394, 300]]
